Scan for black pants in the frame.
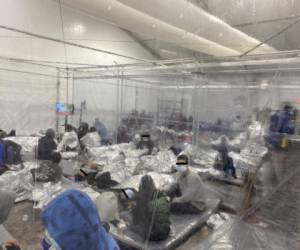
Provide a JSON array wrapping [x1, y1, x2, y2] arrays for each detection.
[[170, 202, 201, 215]]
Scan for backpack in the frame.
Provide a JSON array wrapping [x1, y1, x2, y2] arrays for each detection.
[[147, 197, 171, 241]]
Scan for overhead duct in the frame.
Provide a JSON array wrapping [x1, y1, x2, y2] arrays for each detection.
[[62, 0, 240, 57], [119, 0, 275, 55]]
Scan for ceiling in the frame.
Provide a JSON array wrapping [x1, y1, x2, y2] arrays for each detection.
[[62, 0, 278, 60]]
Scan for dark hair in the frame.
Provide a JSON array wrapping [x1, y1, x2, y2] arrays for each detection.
[[177, 154, 189, 164], [51, 152, 62, 163], [65, 124, 73, 132], [89, 127, 96, 132], [284, 105, 291, 111], [46, 129, 55, 139], [8, 130, 16, 137]]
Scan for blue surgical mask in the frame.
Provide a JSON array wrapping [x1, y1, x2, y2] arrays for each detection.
[[176, 165, 187, 173]]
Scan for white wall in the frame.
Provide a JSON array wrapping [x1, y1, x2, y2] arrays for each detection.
[[0, 0, 154, 134]]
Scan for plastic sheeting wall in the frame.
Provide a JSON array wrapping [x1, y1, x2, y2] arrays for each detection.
[[0, 70, 57, 135]]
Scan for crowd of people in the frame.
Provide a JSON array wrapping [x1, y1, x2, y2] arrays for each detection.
[[3, 104, 291, 249], [0, 115, 211, 250]]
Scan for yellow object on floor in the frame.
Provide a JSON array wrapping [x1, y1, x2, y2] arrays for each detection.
[[281, 137, 289, 149]]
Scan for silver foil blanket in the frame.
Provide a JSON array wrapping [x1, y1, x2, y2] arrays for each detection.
[[184, 145, 218, 167], [207, 212, 230, 229], [0, 162, 36, 202], [116, 172, 177, 192], [4, 137, 39, 153], [139, 150, 176, 174], [229, 143, 268, 170]]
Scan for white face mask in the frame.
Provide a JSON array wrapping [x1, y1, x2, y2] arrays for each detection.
[[176, 165, 187, 173]]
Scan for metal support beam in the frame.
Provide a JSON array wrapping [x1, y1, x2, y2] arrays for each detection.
[[122, 29, 162, 60]]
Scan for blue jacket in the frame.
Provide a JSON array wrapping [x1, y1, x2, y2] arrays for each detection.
[[95, 121, 109, 141], [42, 189, 119, 250], [277, 111, 293, 134], [0, 143, 6, 164]]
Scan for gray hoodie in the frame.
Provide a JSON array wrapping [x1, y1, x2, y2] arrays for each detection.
[[0, 191, 16, 224], [176, 168, 206, 210]]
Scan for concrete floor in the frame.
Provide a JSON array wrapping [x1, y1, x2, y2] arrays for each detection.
[[4, 144, 300, 250]]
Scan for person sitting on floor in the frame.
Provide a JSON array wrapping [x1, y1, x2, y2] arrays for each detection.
[[41, 189, 119, 250], [131, 175, 171, 242], [218, 147, 237, 179], [170, 155, 206, 214], [31, 152, 63, 183], [57, 124, 80, 152], [136, 133, 154, 155], [38, 129, 57, 161], [0, 130, 22, 165], [0, 190, 21, 250], [3, 140, 22, 165]]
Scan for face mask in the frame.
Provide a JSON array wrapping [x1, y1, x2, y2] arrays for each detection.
[[176, 165, 187, 173]]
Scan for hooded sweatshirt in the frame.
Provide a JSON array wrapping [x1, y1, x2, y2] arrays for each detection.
[[41, 189, 119, 250]]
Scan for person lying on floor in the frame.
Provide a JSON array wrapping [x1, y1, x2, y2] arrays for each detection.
[[131, 175, 171, 242], [31, 152, 62, 183], [38, 129, 57, 161], [170, 154, 206, 214], [0, 190, 21, 250], [57, 124, 80, 152], [41, 189, 119, 250], [136, 133, 154, 155]]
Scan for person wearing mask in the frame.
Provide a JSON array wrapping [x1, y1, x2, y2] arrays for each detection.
[[95, 118, 109, 145], [38, 129, 57, 161], [0, 190, 21, 250], [80, 127, 101, 148], [136, 134, 154, 155], [170, 155, 206, 214], [41, 189, 119, 250], [57, 125, 80, 152]]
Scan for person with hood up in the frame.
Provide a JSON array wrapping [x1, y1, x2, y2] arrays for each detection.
[[41, 189, 119, 250], [57, 125, 80, 152], [131, 175, 171, 242], [38, 129, 57, 161], [95, 118, 109, 145], [170, 155, 206, 214], [0, 190, 21, 250]]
